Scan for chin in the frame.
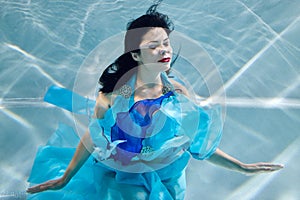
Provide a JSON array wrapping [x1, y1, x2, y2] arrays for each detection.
[[144, 63, 171, 73], [159, 63, 171, 72], [164, 65, 171, 72]]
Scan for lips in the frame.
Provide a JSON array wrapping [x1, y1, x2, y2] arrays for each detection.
[[158, 57, 171, 63]]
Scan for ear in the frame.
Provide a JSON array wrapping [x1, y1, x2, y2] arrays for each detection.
[[131, 52, 141, 62]]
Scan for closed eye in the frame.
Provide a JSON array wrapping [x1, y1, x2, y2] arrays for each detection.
[[148, 44, 158, 49]]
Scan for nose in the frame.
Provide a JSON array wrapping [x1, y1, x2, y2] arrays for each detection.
[[159, 49, 167, 55]]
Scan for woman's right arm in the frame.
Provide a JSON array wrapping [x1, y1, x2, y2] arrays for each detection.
[[27, 92, 111, 194], [27, 131, 94, 193]]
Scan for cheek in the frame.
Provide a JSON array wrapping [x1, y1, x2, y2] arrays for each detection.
[[142, 50, 159, 60]]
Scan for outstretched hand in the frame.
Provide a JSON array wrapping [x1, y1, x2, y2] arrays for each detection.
[[241, 162, 284, 175], [208, 149, 284, 175], [26, 177, 67, 194]]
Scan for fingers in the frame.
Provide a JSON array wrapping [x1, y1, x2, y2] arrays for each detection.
[[26, 184, 48, 194], [243, 162, 284, 175], [26, 179, 64, 194], [255, 163, 284, 171]]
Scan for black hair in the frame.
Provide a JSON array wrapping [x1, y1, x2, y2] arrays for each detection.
[[98, 2, 175, 93]]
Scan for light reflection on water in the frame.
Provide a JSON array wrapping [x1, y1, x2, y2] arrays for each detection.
[[1, 0, 300, 199]]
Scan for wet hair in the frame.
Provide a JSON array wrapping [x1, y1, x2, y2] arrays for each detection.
[[98, 2, 175, 93]]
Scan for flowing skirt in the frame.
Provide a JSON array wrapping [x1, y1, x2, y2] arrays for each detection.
[[27, 124, 188, 200]]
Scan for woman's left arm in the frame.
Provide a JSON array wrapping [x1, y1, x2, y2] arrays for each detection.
[[208, 148, 283, 175], [169, 78, 284, 174]]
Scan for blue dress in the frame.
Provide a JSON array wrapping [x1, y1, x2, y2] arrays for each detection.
[[27, 73, 222, 200]]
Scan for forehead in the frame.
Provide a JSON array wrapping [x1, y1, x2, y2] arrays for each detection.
[[140, 27, 169, 43]]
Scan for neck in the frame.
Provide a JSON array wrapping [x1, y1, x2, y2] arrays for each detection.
[[133, 68, 164, 101], [135, 68, 162, 88]]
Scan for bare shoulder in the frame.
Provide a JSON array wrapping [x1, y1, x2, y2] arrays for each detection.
[[169, 79, 190, 97], [94, 92, 113, 119]]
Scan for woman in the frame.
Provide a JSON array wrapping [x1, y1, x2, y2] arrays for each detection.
[[27, 3, 283, 200]]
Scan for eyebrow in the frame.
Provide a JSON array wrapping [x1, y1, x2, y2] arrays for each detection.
[[147, 38, 169, 44]]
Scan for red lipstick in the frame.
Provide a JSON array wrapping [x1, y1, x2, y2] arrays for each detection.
[[158, 57, 170, 63]]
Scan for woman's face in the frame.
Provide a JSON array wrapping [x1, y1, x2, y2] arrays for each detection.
[[132, 27, 173, 72]]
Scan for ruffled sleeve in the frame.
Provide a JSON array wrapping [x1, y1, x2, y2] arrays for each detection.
[[171, 94, 223, 160], [188, 105, 223, 160]]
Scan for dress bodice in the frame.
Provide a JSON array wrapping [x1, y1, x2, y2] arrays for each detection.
[[89, 72, 223, 173]]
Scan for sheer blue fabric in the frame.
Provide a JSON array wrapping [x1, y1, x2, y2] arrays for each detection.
[[110, 91, 175, 165], [27, 72, 223, 199]]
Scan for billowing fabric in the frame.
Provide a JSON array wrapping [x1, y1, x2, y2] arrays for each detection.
[[27, 72, 222, 200]]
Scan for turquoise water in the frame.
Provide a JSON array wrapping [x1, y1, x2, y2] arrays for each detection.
[[1, 0, 300, 199]]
